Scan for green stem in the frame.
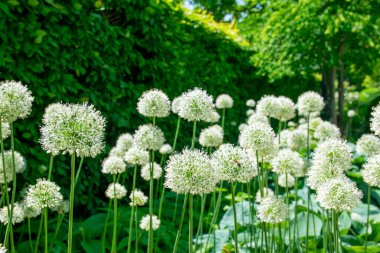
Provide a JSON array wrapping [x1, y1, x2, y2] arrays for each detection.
[[222, 108, 226, 130], [305, 113, 310, 253], [172, 117, 181, 152], [205, 182, 224, 251], [172, 194, 179, 223], [135, 207, 139, 253], [286, 174, 291, 253], [294, 178, 298, 244], [189, 194, 193, 253], [148, 150, 155, 253], [67, 153, 76, 253], [195, 195, 206, 250], [74, 157, 84, 188], [191, 121, 197, 149], [34, 215, 43, 253], [111, 198, 118, 253], [101, 200, 112, 253], [49, 214, 64, 251], [231, 183, 239, 253], [28, 218, 33, 253], [173, 194, 188, 253], [9, 123, 16, 253], [365, 186, 371, 253], [48, 155, 54, 180], [44, 208, 48, 253], [127, 165, 138, 253]]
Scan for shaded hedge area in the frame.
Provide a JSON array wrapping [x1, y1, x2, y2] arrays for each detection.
[[0, 0, 309, 214]]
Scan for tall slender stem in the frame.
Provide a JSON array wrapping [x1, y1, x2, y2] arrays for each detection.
[[294, 178, 298, 244], [189, 194, 194, 253], [173, 194, 188, 253], [365, 186, 371, 253], [305, 113, 310, 253], [101, 199, 112, 253], [34, 215, 43, 253], [49, 214, 64, 251], [222, 108, 226, 130], [172, 117, 181, 152], [286, 174, 291, 253], [195, 195, 206, 249], [148, 150, 155, 253], [67, 153, 76, 253], [205, 182, 224, 251], [191, 121, 197, 149], [128, 165, 138, 253], [44, 208, 48, 253], [28, 218, 33, 253], [48, 155, 54, 180], [9, 123, 16, 253], [231, 183, 239, 253], [111, 174, 118, 253], [74, 157, 84, 187]]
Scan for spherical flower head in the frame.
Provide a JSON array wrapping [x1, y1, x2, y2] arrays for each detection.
[[238, 122, 276, 157], [278, 174, 295, 188], [0, 203, 24, 225], [314, 121, 340, 141], [278, 129, 292, 148], [316, 177, 362, 212], [141, 162, 163, 181], [362, 155, 380, 187], [273, 96, 295, 122], [105, 183, 127, 199], [133, 124, 165, 151], [357, 134, 380, 157], [102, 156, 126, 175], [247, 113, 269, 126], [116, 133, 134, 152], [40, 102, 106, 157], [246, 99, 256, 107], [171, 96, 183, 114], [211, 144, 258, 183], [246, 109, 255, 116], [199, 125, 224, 148], [271, 149, 304, 177], [22, 201, 41, 219], [159, 144, 173, 155], [370, 104, 380, 136], [51, 200, 70, 214], [25, 179, 63, 210], [306, 164, 345, 190], [288, 121, 297, 128], [257, 196, 287, 224], [165, 149, 218, 195], [239, 123, 248, 132], [297, 91, 325, 116], [124, 146, 149, 165], [312, 138, 352, 172], [0, 161, 13, 184], [216, 94, 233, 109], [204, 110, 220, 123], [0, 80, 34, 123], [287, 128, 307, 151], [178, 88, 215, 122], [256, 95, 278, 118], [1, 122, 10, 140], [0, 244, 6, 253], [347, 110, 356, 118], [139, 214, 160, 231], [129, 189, 148, 206], [109, 146, 126, 158], [255, 187, 275, 203], [137, 89, 170, 118], [0, 150, 26, 174], [309, 117, 323, 131]]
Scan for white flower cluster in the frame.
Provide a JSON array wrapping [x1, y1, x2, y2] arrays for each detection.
[[0, 203, 24, 225], [212, 144, 257, 183], [278, 174, 295, 188], [141, 162, 163, 181], [247, 113, 268, 126], [0, 80, 34, 123], [40, 103, 106, 157], [101, 156, 126, 174], [257, 196, 287, 224], [105, 183, 127, 199], [137, 89, 171, 118], [124, 146, 149, 165], [297, 91, 325, 116], [287, 128, 307, 151], [362, 155, 380, 187], [159, 144, 173, 155], [129, 189, 148, 206], [0, 150, 26, 174], [51, 200, 70, 214], [140, 214, 160, 231], [171, 96, 183, 114], [165, 149, 218, 195], [1, 122, 10, 140], [115, 133, 134, 152], [273, 96, 295, 122], [271, 149, 304, 177], [216, 94, 233, 109], [256, 95, 278, 118], [347, 110, 356, 118], [356, 134, 380, 157], [314, 121, 340, 141], [24, 179, 63, 210], [370, 104, 380, 136], [178, 88, 215, 122], [255, 187, 275, 203], [199, 125, 224, 148], [134, 124, 165, 151], [246, 99, 256, 107]]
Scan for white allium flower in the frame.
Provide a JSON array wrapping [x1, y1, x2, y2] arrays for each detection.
[[362, 155, 380, 187], [310, 117, 323, 131], [316, 177, 362, 212], [51, 200, 70, 214], [278, 129, 292, 148], [312, 138, 352, 172], [255, 187, 275, 203], [247, 113, 269, 125], [238, 122, 276, 157], [137, 89, 170, 118], [101, 156, 126, 174], [1, 122, 10, 140], [159, 144, 173, 155], [370, 104, 380, 136], [347, 110, 356, 118], [287, 128, 307, 151], [40, 103, 106, 157], [109, 146, 125, 158], [306, 166, 345, 191], [165, 149, 218, 195], [211, 144, 258, 183], [297, 91, 325, 116], [0, 162, 13, 184], [0, 203, 24, 225], [314, 121, 340, 141], [357, 134, 380, 157], [0, 244, 6, 253], [257, 196, 287, 224], [141, 162, 163, 181], [0, 80, 34, 123], [270, 149, 304, 177], [288, 121, 297, 127], [105, 183, 127, 199], [256, 95, 278, 118], [139, 214, 160, 231], [134, 124, 165, 151], [246, 99, 256, 107], [239, 123, 248, 132], [273, 96, 295, 122], [299, 118, 306, 124], [0, 150, 26, 174], [204, 110, 220, 123], [199, 125, 224, 148], [116, 133, 134, 152], [178, 88, 215, 122], [278, 174, 295, 188], [22, 202, 41, 219], [129, 189, 148, 206], [216, 94, 233, 109], [171, 96, 183, 114], [25, 179, 63, 210], [124, 146, 149, 165], [246, 109, 255, 116]]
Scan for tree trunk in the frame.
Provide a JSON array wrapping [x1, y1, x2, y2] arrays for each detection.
[[323, 67, 337, 124], [337, 60, 345, 134]]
